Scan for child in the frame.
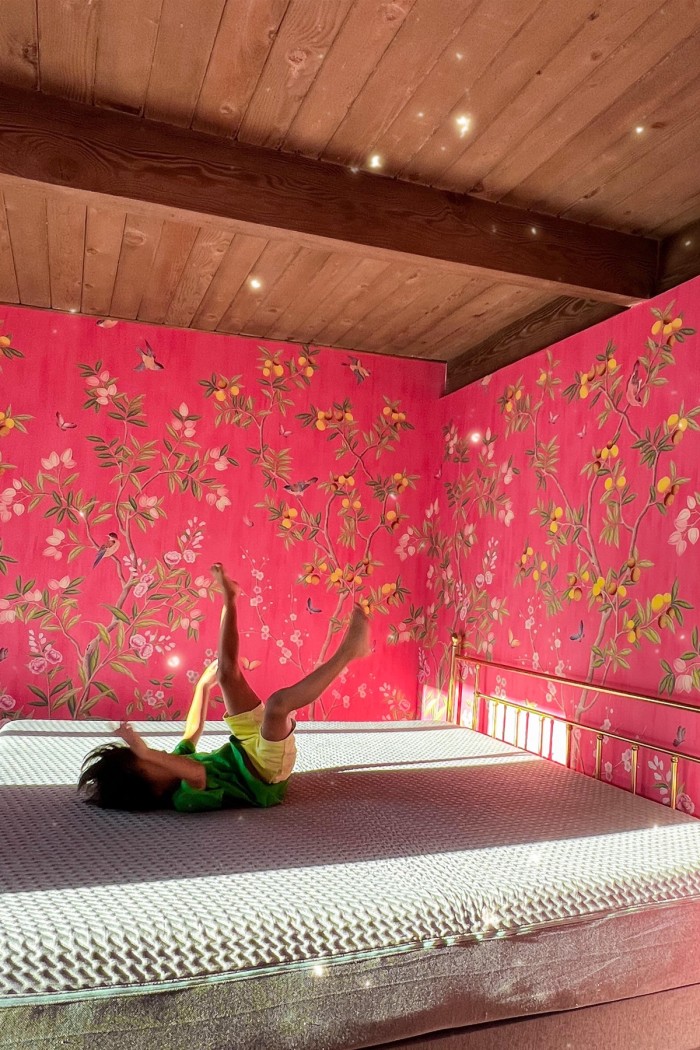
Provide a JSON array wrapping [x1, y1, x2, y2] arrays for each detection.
[[78, 562, 371, 812]]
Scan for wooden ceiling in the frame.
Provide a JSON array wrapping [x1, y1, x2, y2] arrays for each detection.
[[0, 0, 699, 391]]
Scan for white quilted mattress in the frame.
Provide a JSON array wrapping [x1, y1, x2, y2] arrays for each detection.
[[1, 719, 700, 1050]]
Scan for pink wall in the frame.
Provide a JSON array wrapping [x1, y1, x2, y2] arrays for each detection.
[[413, 277, 700, 812], [0, 306, 443, 724]]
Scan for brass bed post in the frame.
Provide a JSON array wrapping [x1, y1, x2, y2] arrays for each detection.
[[595, 733, 604, 780], [670, 756, 679, 809], [631, 745, 639, 795], [447, 634, 459, 723], [472, 661, 481, 732], [565, 723, 573, 768]]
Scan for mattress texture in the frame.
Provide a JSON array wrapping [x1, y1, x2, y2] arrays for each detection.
[[1, 719, 700, 1049]]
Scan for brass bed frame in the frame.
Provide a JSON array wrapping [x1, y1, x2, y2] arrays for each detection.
[[447, 634, 700, 808]]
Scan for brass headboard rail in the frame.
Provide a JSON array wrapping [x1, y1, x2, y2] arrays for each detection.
[[447, 634, 700, 808]]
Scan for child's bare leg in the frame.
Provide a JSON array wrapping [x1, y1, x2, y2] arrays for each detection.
[[210, 562, 261, 716], [262, 607, 371, 741]]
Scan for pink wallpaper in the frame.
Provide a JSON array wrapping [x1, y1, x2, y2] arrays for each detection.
[[413, 277, 700, 812], [0, 306, 443, 724]]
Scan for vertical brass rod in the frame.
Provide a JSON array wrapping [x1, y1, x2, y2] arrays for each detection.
[[595, 733, 603, 780], [447, 634, 459, 723], [538, 715, 545, 758], [631, 745, 639, 795], [670, 756, 679, 809], [472, 662, 481, 732], [565, 723, 573, 768]]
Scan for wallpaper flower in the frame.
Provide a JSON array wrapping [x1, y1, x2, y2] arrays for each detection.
[[0, 307, 442, 724]]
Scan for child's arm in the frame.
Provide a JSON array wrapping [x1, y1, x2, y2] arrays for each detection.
[[115, 722, 206, 788], [182, 660, 218, 749]]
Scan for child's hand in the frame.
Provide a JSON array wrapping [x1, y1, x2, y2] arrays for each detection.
[[114, 720, 147, 756]]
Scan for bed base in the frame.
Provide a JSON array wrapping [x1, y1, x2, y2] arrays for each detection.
[[387, 983, 700, 1050]]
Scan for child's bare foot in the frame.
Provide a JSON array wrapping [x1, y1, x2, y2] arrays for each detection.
[[340, 606, 372, 661], [210, 563, 240, 601]]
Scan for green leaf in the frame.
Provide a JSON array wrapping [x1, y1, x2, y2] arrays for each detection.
[[111, 660, 137, 680]]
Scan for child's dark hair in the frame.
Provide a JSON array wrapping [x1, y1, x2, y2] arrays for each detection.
[[78, 743, 163, 811]]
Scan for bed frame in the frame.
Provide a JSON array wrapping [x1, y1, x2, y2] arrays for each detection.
[[446, 633, 700, 809]]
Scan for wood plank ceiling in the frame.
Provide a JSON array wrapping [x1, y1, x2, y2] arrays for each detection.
[[0, 0, 699, 390]]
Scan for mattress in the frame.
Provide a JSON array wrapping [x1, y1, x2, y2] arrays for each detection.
[[1, 719, 700, 1050]]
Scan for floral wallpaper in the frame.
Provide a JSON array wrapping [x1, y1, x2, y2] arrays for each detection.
[[410, 276, 700, 813], [0, 306, 443, 725]]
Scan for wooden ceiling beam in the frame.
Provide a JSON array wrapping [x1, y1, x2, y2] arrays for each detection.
[[657, 218, 700, 293], [0, 86, 657, 307], [445, 296, 625, 393]]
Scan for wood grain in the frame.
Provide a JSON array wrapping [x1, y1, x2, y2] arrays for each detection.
[[264, 251, 359, 340], [411, 285, 547, 360], [339, 268, 434, 349], [0, 87, 657, 304], [37, 0, 99, 103], [324, 0, 476, 167], [191, 232, 267, 330], [93, 0, 163, 115], [564, 124, 700, 232], [445, 297, 624, 392], [137, 219, 199, 323], [47, 197, 86, 312], [237, 0, 355, 149], [583, 133, 700, 237], [0, 0, 39, 89], [481, 0, 698, 203], [427, 289, 553, 360], [3, 186, 51, 307], [379, 275, 488, 352], [507, 37, 700, 217], [657, 219, 700, 293], [314, 263, 420, 346], [193, 0, 292, 136], [216, 240, 300, 334], [375, 0, 537, 178], [293, 257, 389, 342], [0, 193, 20, 304], [110, 213, 163, 318], [409, 0, 596, 188], [441, 0, 661, 198], [244, 247, 330, 337], [144, 0, 227, 126], [82, 206, 126, 316], [651, 199, 700, 240], [286, 0, 418, 158], [164, 226, 233, 327]]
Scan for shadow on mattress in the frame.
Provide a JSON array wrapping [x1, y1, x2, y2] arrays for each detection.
[[1, 757, 672, 895]]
